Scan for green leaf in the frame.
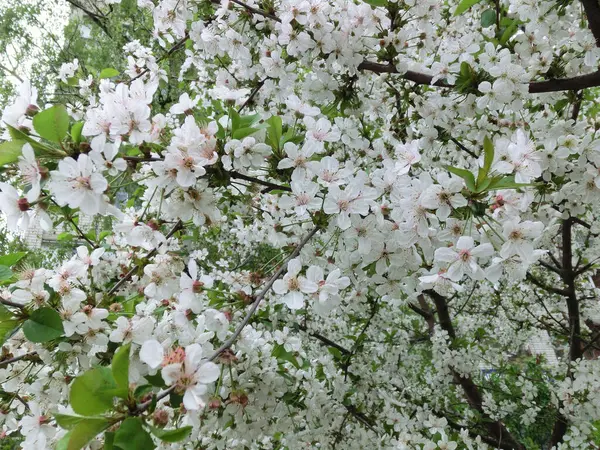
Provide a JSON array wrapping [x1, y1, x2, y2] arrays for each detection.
[[0, 266, 12, 282], [145, 372, 166, 388], [134, 384, 153, 399], [22, 307, 64, 343], [104, 431, 115, 450], [0, 304, 19, 345], [112, 343, 131, 393], [114, 418, 155, 450], [481, 8, 496, 27], [149, 425, 192, 443], [57, 231, 74, 242], [266, 116, 282, 150], [454, 0, 485, 16], [272, 344, 301, 369], [238, 113, 261, 129], [0, 140, 25, 167], [362, 0, 387, 6], [229, 107, 241, 132], [0, 252, 27, 267], [487, 175, 535, 190], [54, 413, 89, 430], [57, 432, 72, 450], [500, 19, 520, 44], [232, 127, 259, 140], [6, 125, 67, 157], [70, 367, 117, 416], [67, 418, 110, 450], [99, 68, 119, 79], [32, 105, 70, 143], [474, 176, 492, 193], [477, 136, 495, 186], [0, 252, 26, 268], [445, 165, 476, 192], [71, 122, 84, 144]]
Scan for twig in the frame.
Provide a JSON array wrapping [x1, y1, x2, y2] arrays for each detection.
[[238, 78, 267, 112], [358, 60, 600, 94], [107, 220, 183, 296], [0, 352, 38, 367], [229, 171, 291, 192], [0, 299, 25, 309], [207, 228, 319, 362]]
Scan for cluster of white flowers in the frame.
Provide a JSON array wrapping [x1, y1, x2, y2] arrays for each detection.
[[0, 0, 600, 448]]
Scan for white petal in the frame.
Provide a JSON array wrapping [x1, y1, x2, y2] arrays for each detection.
[[140, 340, 163, 369]]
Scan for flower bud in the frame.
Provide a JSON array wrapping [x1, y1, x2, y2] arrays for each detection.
[[79, 142, 91, 153], [25, 104, 40, 117], [207, 397, 221, 410], [109, 303, 123, 312], [219, 348, 237, 365], [229, 391, 249, 407], [153, 409, 169, 427], [17, 198, 30, 212]]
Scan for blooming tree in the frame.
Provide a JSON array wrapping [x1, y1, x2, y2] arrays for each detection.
[[1, 0, 600, 448]]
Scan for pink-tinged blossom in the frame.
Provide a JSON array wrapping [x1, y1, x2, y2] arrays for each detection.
[[140, 341, 220, 410]]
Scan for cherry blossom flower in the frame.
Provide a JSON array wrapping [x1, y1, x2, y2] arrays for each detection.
[[434, 236, 493, 281], [273, 258, 318, 310], [48, 155, 109, 215]]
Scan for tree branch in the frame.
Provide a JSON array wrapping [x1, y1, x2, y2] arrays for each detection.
[[107, 220, 183, 297], [0, 352, 39, 367], [65, 0, 111, 37], [548, 218, 582, 448], [358, 60, 600, 94], [237, 78, 267, 113], [424, 290, 525, 450], [228, 171, 292, 192], [525, 273, 569, 297], [207, 227, 319, 362], [580, 0, 600, 46]]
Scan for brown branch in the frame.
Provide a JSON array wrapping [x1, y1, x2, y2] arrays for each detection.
[[229, 171, 292, 192], [0, 299, 25, 309], [297, 324, 351, 355], [529, 71, 600, 93], [548, 218, 582, 448], [65, 0, 111, 37], [357, 61, 450, 87], [525, 273, 569, 297], [358, 60, 600, 94], [580, 0, 600, 47], [424, 290, 525, 450], [0, 352, 39, 367], [107, 220, 183, 296], [130, 33, 189, 82], [207, 227, 319, 362], [227, 0, 281, 22], [237, 78, 267, 113]]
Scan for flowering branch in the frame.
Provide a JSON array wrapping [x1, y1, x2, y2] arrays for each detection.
[[0, 352, 39, 367], [548, 217, 582, 447], [358, 60, 600, 94], [0, 299, 25, 309], [208, 227, 319, 362], [106, 220, 184, 297], [424, 289, 525, 450]]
